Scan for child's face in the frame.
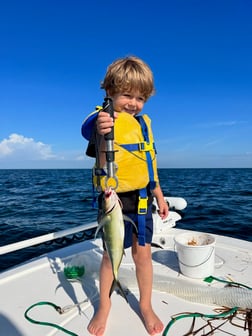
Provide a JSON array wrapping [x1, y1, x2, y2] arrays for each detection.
[[111, 91, 145, 116]]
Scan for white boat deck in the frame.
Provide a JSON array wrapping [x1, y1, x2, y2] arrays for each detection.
[[0, 228, 252, 336]]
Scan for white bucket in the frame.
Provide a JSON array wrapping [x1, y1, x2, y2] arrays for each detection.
[[174, 232, 215, 278]]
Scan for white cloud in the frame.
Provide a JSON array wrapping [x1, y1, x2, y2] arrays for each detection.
[[0, 133, 56, 160], [195, 120, 244, 128], [0, 133, 94, 168], [75, 154, 86, 161]]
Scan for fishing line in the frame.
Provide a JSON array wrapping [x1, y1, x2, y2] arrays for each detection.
[[162, 306, 239, 336], [162, 277, 252, 334]]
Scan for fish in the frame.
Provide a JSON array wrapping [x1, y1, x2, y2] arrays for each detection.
[[96, 187, 136, 302]]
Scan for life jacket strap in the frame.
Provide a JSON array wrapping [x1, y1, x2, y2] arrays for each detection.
[[136, 116, 156, 187], [137, 188, 148, 246], [120, 142, 156, 152]]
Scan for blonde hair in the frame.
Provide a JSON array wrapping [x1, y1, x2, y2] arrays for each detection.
[[101, 56, 155, 101]]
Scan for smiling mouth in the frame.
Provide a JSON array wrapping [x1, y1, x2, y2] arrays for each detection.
[[124, 109, 136, 114]]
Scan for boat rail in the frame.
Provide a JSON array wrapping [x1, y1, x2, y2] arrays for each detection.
[[0, 222, 98, 256]]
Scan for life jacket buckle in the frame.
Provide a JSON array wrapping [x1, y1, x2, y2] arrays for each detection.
[[138, 196, 148, 214], [139, 142, 154, 151]]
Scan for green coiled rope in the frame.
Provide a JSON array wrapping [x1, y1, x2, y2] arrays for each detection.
[[24, 301, 78, 336]]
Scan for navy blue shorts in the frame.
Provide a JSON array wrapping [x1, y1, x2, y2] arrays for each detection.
[[123, 204, 153, 248]]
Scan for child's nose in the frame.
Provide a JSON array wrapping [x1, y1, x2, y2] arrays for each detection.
[[129, 97, 137, 106]]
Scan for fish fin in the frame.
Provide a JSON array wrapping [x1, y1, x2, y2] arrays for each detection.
[[123, 214, 138, 233], [109, 279, 128, 303], [94, 222, 104, 238], [94, 225, 101, 238], [95, 216, 110, 238]]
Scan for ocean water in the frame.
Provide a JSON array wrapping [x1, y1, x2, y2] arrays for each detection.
[[0, 168, 252, 273]]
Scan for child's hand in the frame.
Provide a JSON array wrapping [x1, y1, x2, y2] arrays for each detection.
[[97, 111, 117, 135], [157, 199, 169, 220]]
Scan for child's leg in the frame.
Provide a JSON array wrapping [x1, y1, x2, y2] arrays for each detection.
[[87, 251, 113, 336], [132, 235, 164, 335]]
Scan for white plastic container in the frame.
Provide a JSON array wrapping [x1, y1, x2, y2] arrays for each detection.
[[174, 232, 215, 278]]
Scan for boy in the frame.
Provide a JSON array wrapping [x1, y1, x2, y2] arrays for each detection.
[[82, 56, 169, 336]]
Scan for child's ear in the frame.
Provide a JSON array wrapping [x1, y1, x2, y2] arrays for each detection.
[[106, 90, 113, 99]]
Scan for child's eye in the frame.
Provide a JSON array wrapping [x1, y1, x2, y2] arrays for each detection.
[[122, 93, 131, 98]]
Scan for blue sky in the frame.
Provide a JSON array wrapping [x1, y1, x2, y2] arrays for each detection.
[[0, 0, 251, 169]]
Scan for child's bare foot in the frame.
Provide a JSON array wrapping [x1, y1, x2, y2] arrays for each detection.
[[87, 305, 111, 336], [141, 307, 164, 335]]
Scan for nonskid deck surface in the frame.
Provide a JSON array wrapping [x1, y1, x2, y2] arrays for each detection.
[[0, 229, 252, 336]]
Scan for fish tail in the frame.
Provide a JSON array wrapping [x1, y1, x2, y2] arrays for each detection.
[[109, 279, 128, 303]]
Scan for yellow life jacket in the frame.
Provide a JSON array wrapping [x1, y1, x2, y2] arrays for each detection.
[[94, 111, 159, 193]]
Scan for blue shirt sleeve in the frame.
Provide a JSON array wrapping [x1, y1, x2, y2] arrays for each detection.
[[81, 111, 98, 140]]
